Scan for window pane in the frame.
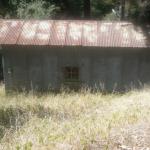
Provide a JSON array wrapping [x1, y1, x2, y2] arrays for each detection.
[[63, 67, 79, 81]]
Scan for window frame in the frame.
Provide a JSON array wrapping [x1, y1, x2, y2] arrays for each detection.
[[63, 66, 80, 82]]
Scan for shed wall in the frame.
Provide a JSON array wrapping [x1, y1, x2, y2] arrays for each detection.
[[2, 47, 150, 92]]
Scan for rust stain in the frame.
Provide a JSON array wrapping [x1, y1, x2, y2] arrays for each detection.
[[0, 19, 148, 48], [4, 20, 24, 45]]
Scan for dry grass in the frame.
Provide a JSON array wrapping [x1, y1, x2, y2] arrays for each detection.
[[0, 85, 150, 150]]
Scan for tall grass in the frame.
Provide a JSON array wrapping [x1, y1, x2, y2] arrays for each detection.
[[0, 85, 150, 149]]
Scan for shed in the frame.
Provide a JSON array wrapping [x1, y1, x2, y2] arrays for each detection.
[[0, 20, 150, 92]]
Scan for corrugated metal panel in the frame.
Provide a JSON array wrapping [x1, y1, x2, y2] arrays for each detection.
[[113, 22, 123, 47], [121, 23, 135, 47], [0, 21, 11, 44], [132, 26, 147, 48], [34, 20, 53, 45], [109, 22, 121, 47], [49, 20, 68, 46], [82, 21, 98, 46], [0, 19, 149, 48], [4, 20, 24, 45], [98, 22, 113, 47], [65, 21, 82, 46], [18, 21, 38, 45]]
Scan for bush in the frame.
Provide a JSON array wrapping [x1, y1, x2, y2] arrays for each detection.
[[17, 0, 59, 19]]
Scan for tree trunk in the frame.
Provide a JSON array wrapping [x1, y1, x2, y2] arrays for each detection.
[[121, 0, 125, 20], [84, 0, 91, 18]]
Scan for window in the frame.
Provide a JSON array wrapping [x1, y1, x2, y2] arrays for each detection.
[[64, 67, 79, 81]]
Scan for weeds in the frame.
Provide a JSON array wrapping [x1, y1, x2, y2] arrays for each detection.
[[0, 85, 150, 149]]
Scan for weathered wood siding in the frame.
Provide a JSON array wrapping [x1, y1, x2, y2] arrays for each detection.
[[2, 46, 150, 92]]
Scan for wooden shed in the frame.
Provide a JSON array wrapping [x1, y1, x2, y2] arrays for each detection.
[[0, 20, 150, 92]]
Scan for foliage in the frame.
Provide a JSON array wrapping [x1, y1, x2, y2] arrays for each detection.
[[127, 0, 140, 18], [126, 0, 150, 23], [103, 12, 119, 21], [91, 0, 115, 19], [62, 0, 83, 18], [17, 0, 59, 19], [0, 0, 149, 22], [139, 1, 150, 23]]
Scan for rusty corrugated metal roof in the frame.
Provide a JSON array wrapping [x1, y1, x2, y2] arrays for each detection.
[[0, 19, 149, 48]]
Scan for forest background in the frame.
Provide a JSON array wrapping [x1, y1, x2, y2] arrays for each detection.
[[0, 0, 149, 23]]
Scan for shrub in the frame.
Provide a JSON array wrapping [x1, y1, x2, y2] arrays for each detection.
[[17, 0, 59, 19]]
